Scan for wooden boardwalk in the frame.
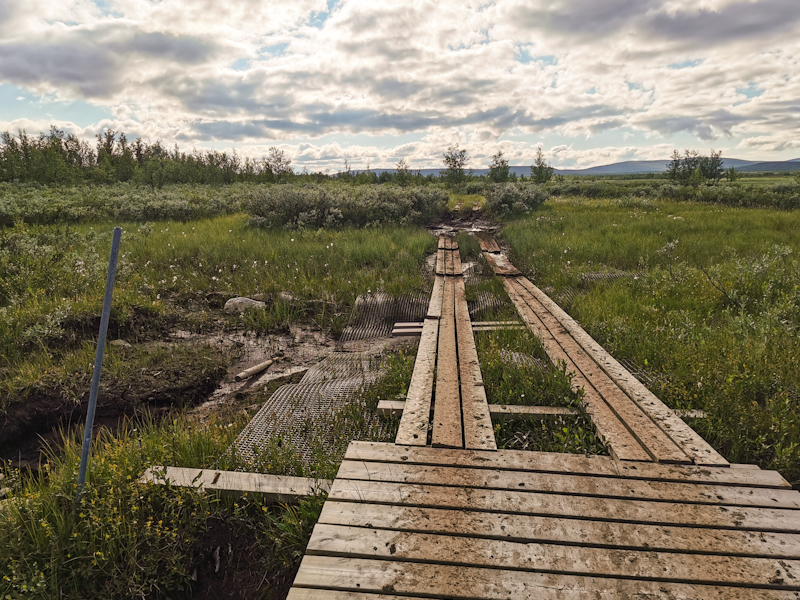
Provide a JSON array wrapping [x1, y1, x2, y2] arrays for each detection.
[[287, 235, 800, 599], [478, 235, 727, 467]]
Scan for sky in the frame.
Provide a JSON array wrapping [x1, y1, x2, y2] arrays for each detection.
[[0, 0, 799, 171]]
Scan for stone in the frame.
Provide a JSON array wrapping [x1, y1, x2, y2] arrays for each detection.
[[224, 297, 266, 314], [109, 339, 132, 348]]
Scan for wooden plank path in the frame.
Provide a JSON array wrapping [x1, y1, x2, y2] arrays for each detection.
[[397, 236, 495, 451], [288, 441, 800, 598], [285, 232, 800, 598], [478, 235, 727, 466]]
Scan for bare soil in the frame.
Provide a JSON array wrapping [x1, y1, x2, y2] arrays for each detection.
[[189, 518, 299, 600]]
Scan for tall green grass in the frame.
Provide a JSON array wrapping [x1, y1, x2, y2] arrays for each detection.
[[1, 216, 435, 404], [503, 198, 800, 482]]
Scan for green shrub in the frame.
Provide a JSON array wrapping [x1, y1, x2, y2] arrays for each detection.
[[243, 184, 448, 229], [485, 183, 550, 214]]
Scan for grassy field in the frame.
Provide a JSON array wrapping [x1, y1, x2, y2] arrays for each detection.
[[3, 182, 800, 597], [0, 207, 433, 598], [1, 215, 435, 405], [502, 197, 800, 483]]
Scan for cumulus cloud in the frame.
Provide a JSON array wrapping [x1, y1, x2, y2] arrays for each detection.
[[0, 0, 798, 168]]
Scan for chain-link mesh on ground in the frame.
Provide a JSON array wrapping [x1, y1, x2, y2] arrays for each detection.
[[230, 351, 390, 469], [231, 244, 514, 470]]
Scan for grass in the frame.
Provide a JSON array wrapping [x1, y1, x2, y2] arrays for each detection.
[[448, 193, 486, 212], [473, 301, 607, 456], [0, 215, 436, 405], [502, 197, 800, 483], [0, 346, 406, 597]]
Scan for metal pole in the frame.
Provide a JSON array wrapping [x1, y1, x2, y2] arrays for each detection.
[[76, 227, 122, 504]]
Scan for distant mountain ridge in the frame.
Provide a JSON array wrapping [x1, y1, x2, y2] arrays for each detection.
[[359, 158, 800, 177]]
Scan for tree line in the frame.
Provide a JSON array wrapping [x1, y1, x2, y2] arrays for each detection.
[[0, 127, 295, 187], [0, 126, 563, 188], [666, 149, 737, 185]]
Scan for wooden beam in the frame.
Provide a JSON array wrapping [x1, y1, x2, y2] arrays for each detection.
[[517, 277, 728, 467], [431, 277, 462, 448], [394, 318, 438, 446], [510, 278, 690, 464], [329, 479, 800, 532], [139, 466, 330, 501], [319, 501, 800, 558], [483, 252, 521, 276], [377, 401, 579, 421], [306, 524, 800, 588], [345, 442, 789, 489], [335, 461, 800, 509], [291, 556, 798, 600], [503, 278, 652, 462], [395, 270, 447, 445], [454, 276, 496, 450]]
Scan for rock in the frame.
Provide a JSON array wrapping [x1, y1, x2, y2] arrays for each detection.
[[224, 297, 266, 314], [109, 339, 132, 348], [279, 291, 295, 302]]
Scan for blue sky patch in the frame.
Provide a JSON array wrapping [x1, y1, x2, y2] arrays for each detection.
[[259, 43, 289, 57], [0, 84, 113, 127], [231, 58, 250, 71], [736, 82, 765, 99], [308, 0, 340, 28], [516, 46, 557, 65], [669, 59, 703, 69]]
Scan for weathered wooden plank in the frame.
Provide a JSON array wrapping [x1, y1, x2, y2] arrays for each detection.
[[446, 248, 455, 276], [517, 277, 729, 466], [392, 321, 424, 328], [292, 556, 800, 599], [454, 276, 496, 450], [504, 278, 652, 461], [139, 467, 330, 501], [431, 277, 462, 448], [329, 479, 800, 532], [468, 324, 526, 331], [476, 233, 501, 253], [390, 328, 423, 337], [307, 524, 800, 588], [335, 461, 800, 509], [483, 252, 521, 276], [426, 275, 445, 319], [452, 250, 462, 276], [435, 247, 446, 275], [394, 319, 439, 446], [319, 501, 800, 558], [377, 401, 579, 421], [489, 404, 578, 418], [376, 400, 406, 417], [511, 279, 690, 464], [344, 442, 790, 488], [288, 591, 423, 600]]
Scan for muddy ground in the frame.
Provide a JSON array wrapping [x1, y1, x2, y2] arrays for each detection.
[[0, 321, 354, 468], [1, 217, 498, 599], [1, 214, 498, 469]]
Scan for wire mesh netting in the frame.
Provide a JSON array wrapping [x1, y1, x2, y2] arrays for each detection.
[[230, 351, 390, 469]]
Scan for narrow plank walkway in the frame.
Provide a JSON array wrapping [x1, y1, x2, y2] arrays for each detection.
[[288, 441, 800, 599], [397, 236, 495, 451], [286, 232, 800, 599], [477, 235, 727, 466]]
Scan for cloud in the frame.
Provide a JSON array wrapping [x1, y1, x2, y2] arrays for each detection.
[[0, 0, 798, 167], [643, 0, 800, 47]]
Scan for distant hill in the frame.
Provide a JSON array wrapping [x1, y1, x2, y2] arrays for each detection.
[[358, 158, 799, 177], [736, 161, 800, 173], [552, 158, 759, 176]]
